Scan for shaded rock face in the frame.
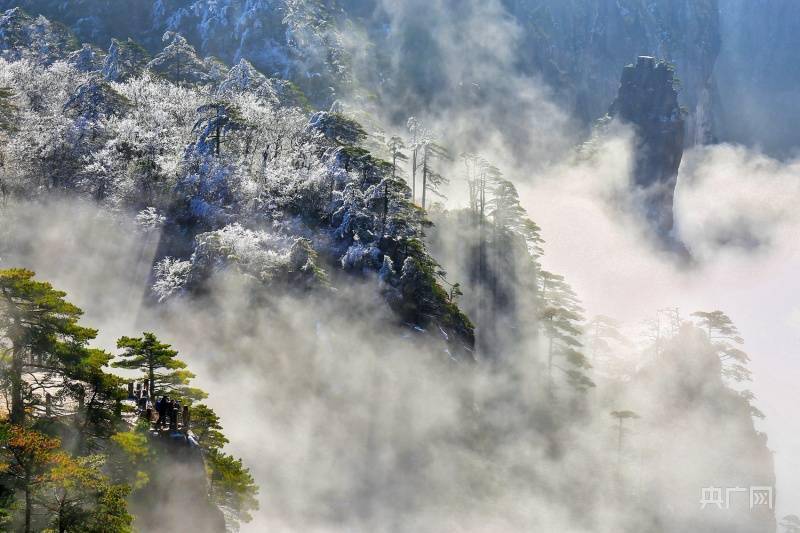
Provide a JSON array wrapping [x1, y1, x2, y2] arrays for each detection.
[[132, 433, 226, 533], [609, 56, 686, 239]]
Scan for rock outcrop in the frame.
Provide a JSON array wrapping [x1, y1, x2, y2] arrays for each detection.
[[618, 326, 777, 533], [131, 431, 227, 532], [609, 56, 686, 241], [508, 0, 720, 146]]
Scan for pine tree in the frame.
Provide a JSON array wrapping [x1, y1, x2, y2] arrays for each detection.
[[386, 136, 408, 181], [188, 404, 258, 529], [0, 424, 61, 533], [610, 410, 640, 492], [0, 424, 132, 533], [691, 310, 751, 383], [487, 175, 528, 235], [193, 101, 246, 157], [102, 38, 150, 81], [39, 453, 132, 533], [587, 315, 632, 377], [64, 77, 130, 122], [419, 138, 450, 210], [406, 117, 422, 203], [0, 269, 98, 425], [190, 404, 229, 451], [309, 111, 367, 146], [112, 332, 206, 402], [539, 271, 594, 396], [148, 33, 205, 85], [207, 450, 260, 528], [610, 410, 639, 460]]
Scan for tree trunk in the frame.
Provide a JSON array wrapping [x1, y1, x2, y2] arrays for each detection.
[[11, 345, 24, 425], [381, 181, 389, 236], [421, 148, 428, 210], [411, 148, 417, 203], [149, 363, 155, 399], [24, 484, 31, 533], [421, 167, 427, 210]]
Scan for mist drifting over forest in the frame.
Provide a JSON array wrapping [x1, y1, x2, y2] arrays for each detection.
[[0, 1, 798, 532]]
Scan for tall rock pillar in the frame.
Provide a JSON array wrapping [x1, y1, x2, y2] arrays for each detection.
[[609, 56, 686, 241]]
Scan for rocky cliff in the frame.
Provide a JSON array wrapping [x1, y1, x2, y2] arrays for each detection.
[[609, 56, 685, 241], [132, 433, 227, 532]]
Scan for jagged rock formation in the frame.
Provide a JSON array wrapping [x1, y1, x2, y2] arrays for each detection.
[[609, 56, 686, 240], [615, 326, 777, 533]]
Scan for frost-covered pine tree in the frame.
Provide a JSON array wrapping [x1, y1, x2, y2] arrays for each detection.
[[148, 32, 207, 85]]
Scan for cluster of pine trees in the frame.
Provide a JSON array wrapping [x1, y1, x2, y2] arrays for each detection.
[[0, 268, 257, 531]]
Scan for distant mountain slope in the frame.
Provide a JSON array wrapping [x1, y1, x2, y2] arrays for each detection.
[[11, 0, 800, 156], [0, 0, 721, 145]]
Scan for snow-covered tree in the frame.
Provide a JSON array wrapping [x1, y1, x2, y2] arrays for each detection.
[[148, 32, 209, 85], [193, 101, 246, 157], [102, 38, 149, 82]]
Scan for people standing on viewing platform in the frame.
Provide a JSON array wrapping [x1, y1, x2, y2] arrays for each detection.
[[128, 381, 192, 435]]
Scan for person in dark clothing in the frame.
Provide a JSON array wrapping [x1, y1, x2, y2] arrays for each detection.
[[157, 396, 169, 429], [173, 401, 182, 429], [169, 399, 178, 431]]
